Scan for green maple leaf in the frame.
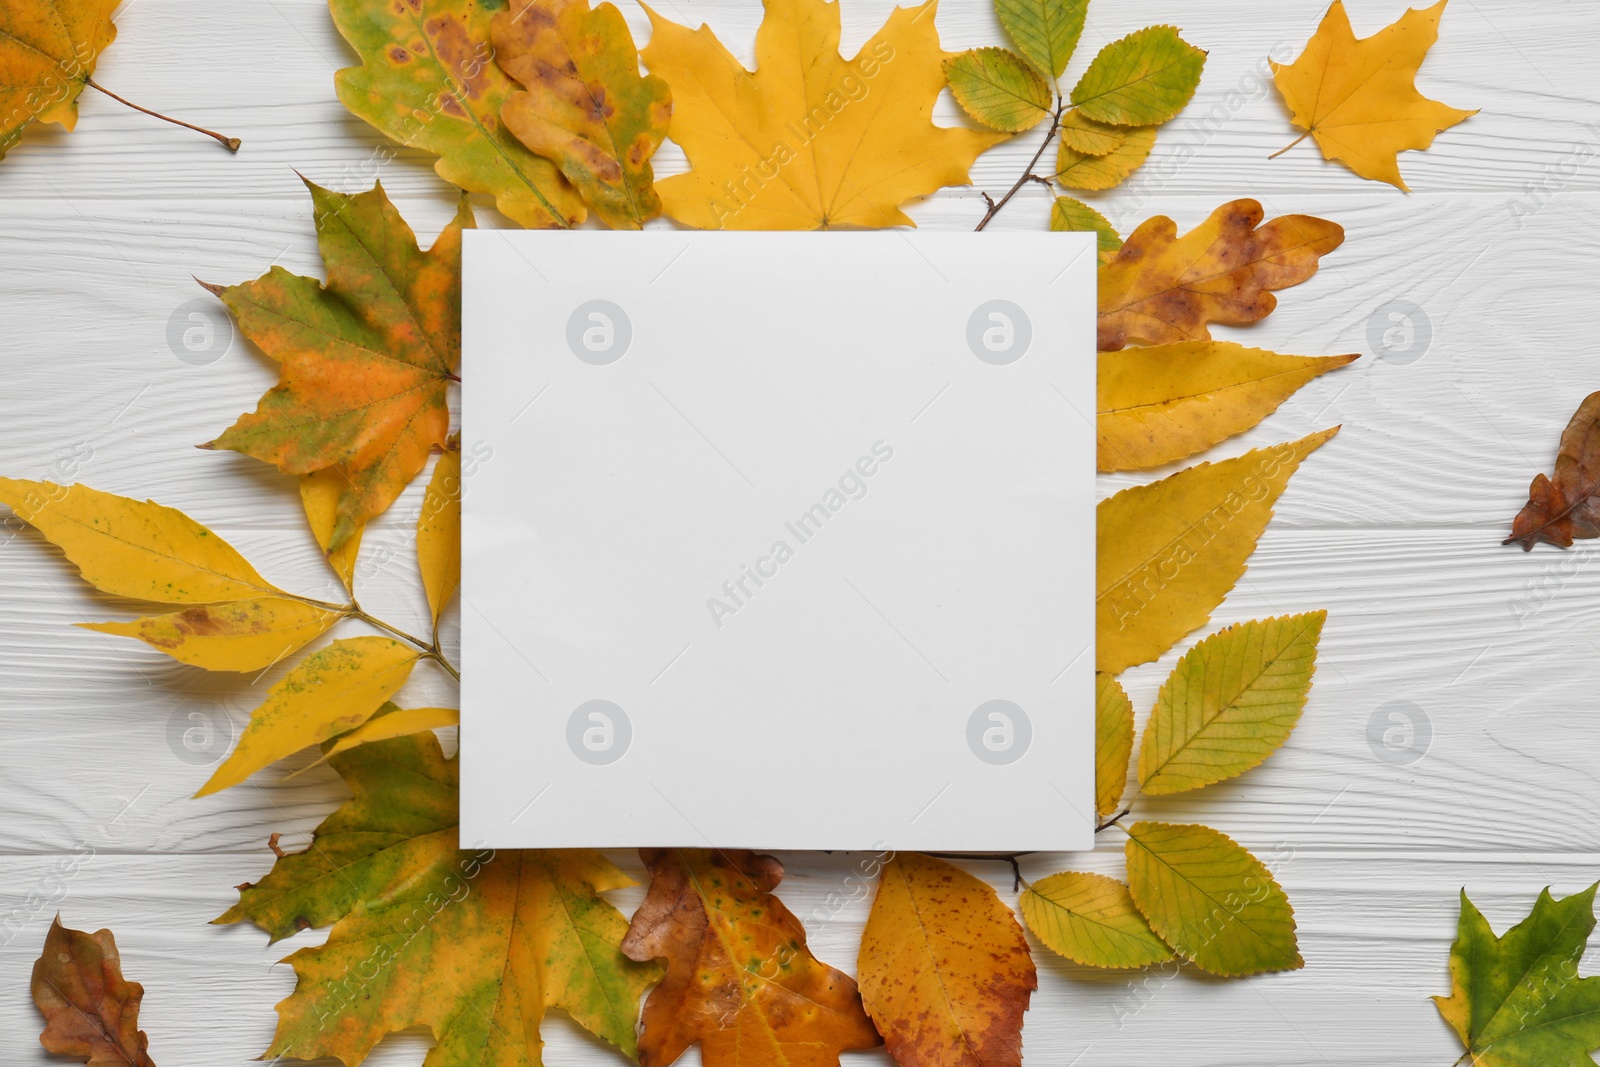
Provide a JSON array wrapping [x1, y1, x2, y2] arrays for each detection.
[[1434, 884, 1600, 1066]]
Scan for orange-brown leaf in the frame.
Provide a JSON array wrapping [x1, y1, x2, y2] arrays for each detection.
[[1097, 198, 1344, 351], [203, 178, 471, 549], [857, 853, 1035, 1067], [621, 848, 880, 1067], [0, 0, 119, 158], [1506, 391, 1600, 550], [32, 917, 156, 1067]]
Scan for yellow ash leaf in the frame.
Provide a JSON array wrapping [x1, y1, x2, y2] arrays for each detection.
[[197, 636, 419, 796], [1271, 0, 1476, 190], [1058, 110, 1127, 156], [418, 447, 461, 629], [299, 468, 363, 591], [0, 478, 282, 604], [1021, 871, 1173, 970], [0, 0, 119, 157], [858, 853, 1036, 1067], [1098, 342, 1358, 471], [81, 598, 342, 673], [1055, 124, 1155, 191], [1095, 672, 1133, 818], [1096, 427, 1338, 674], [639, 0, 1007, 229], [323, 704, 459, 760]]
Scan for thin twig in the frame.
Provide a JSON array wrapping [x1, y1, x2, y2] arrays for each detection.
[[922, 851, 1036, 891], [1096, 807, 1133, 833], [85, 77, 241, 152], [975, 100, 1068, 231]]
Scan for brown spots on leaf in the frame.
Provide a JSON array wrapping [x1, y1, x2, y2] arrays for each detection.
[[388, 46, 412, 64]]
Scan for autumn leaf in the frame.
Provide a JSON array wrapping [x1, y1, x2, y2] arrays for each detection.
[[1097, 427, 1338, 675], [639, 0, 1006, 230], [994, 0, 1086, 80], [1068, 26, 1205, 127], [1097, 342, 1358, 471], [1505, 391, 1600, 550], [329, 0, 584, 227], [1055, 124, 1155, 190], [1020, 872, 1172, 970], [944, 47, 1052, 132], [1057, 111, 1127, 156], [0, 0, 118, 158], [1124, 821, 1301, 976], [858, 853, 1035, 1067], [1097, 199, 1345, 352], [1139, 612, 1326, 796], [493, 0, 673, 229], [80, 598, 341, 673], [1051, 196, 1122, 263], [1272, 0, 1476, 191], [203, 179, 470, 550], [219, 731, 658, 1067], [621, 848, 878, 1067], [322, 702, 459, 760], [418, 444, 461, 631], [197, 636, 420, 796], [300, 468, 364, 591], [1435, 884, 1600, 1067], [32, 917, 155, 1067], [1095, 672, 1133, 818]]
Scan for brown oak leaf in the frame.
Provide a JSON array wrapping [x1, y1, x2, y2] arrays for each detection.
[[1506, 391, 1600, 549], [32, 917, 156, 1067]]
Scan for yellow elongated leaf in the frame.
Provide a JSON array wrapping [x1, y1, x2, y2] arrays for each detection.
[[944, 47, 1052, 132], [0, 478, 281, 604], [198, 636, 420, 796], [1095, 672, 1133, 818], [80, 597, 343, 673], [1051, 196, 1122, 263], [1021, 871, 1173, 969], [1139, 612, 1327, 796], [325, 704, 460, 759], [1097, 342, 1358, 472], [418, 447, 461, 629], [300, 469, 363, 591], [1124, 821, 1301, 976], [994, 0, 1086, 79], [1058, 110, 1126, 155], [1055, 125, 1155, 191], [1097, 427, 1338, 675]]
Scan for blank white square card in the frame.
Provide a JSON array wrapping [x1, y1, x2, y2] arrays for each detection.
[[461, 231, 1096, 852]]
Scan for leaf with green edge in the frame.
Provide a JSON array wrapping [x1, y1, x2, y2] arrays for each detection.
[[1139, 612, 1326, 796], [944, 47, 1052, 132], [1435, 883, 1600, 1067], [329, 0, 585, 228], [994, 0, 1086, 79], [1124, 821, 1301, 977], [1070, 25, 1205, 127], [1058, 110, 1127, 155], [1021, 871, 1173, 970], [1056, 124, 1155, 190], [1095, 672, 1133, 817], [1052, 196, 1122, 263]]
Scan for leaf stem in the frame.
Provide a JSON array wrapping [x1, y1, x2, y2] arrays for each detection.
[[1096, 807, 1133, 833], [975, 99, 1068, 232], [349, 606, 460, 678], [85, 77, 241, 152], [1268, 130, 1311, 160], [923, 851, 1035, 891]]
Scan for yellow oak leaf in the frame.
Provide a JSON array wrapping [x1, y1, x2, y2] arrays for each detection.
[[1095, 672, 1133, 818], [858, 853, 1035, 1067], [198, 636, 420, 796], [639, 0, 1006, 229], [0, 0, 118, 158], [1097, 427, 1338, 674], [1272, 0, 1476, 190], [493, 0, 673, 229], [418, 445, 461, 631], [80, 598, 342, 673], [1098, 342, 1358, 471], [1021, 871, 1173, 970]]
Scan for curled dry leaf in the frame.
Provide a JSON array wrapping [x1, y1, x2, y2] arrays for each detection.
[[493, 0, 673, 229], [1505, 391, 1600, 549], [621, 848, 879, 1067], [1097, 199, 1345, 352], [32, 917, 155, 1067], [858, 853, 1035, 1067], [639, 0, 1006, 229], [1272, 0, 1476, 190], [1097, 427, 1338, 675]]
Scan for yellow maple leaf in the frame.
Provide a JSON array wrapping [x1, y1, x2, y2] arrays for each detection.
[[639, 0, 1006, 229], [1271, 0, 1476, 190]]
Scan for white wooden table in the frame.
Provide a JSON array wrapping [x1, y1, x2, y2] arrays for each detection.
[[3, 0, 1597, 1063]]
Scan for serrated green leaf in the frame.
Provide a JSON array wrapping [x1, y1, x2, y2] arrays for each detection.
[[1435, 884, 1600, 1067], [1058, 110, 1127, 155], [1139, 612, 1326, 796], [994, 0, 1087, 79], [1070, 25, 1205, 127], [944, 47, 1052, 132], [1124, 821, 1301, 977], [1095, 672, 1133, 816], [1056, 125, 1155, 190], [1051, 196, 1122, 262], [1022, 871, 1173, 969]]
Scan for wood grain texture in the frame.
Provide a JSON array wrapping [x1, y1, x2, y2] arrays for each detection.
[[2, 0, 1597, 1064]]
